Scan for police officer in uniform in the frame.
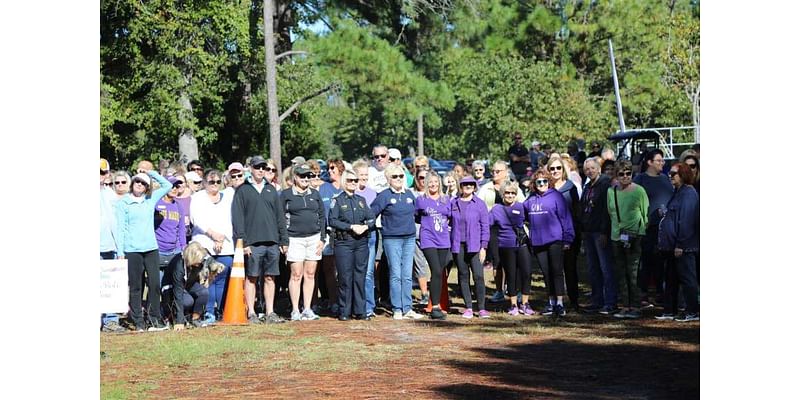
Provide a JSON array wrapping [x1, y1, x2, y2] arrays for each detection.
[[329, 169, 376, 321]]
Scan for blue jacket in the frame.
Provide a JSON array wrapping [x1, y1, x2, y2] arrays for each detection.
[[449, 196, 490, 253], [115, 171, 173, 253], [370, 188, 416, 238], [658, 184, 699, 252], [523, 188, 575, 246]]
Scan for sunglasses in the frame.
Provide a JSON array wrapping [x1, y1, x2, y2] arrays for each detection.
[[114, 180, 127, 185], [389, 157, 399, 162], [373, 154, 388, 159], [687, 164, 697, 169], [101, 170, 109, 175], [535, 179, 549, 186], [207, 180, 222, 185], [492, 169, 504, 174], [390, 174, 404, 179], [460, 183, 476, 188], [504, 191, 516, 195], [191, 167, 203, 172], [548, 165, 562, 171], [254, 165, 277, 172], [415, 164, 428, 169], [172, 182, 183, 189], [231, 174, 243, 179], [103, 182, 112, 187], [133, 179, 148, 186], [193, 180, 203, 185], [669, 171, 679, 177], [617, 171, 633, 177], [417, 176, 426, 181], [345, 178, 359, 183], [473, 169, 484, 172]]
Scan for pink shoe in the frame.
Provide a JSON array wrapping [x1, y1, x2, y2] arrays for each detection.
[[478, 309, 491, 319], [462, 309, 474, 319], [507, 305, 519, 316], [522, 303, 536, 316]]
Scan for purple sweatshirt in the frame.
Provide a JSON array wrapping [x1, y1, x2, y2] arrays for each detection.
[[449, 196, 490, 253], [523, 188, 575, 246], [489, 202, 526, 248], [415, 194, 452, 249], [155, 198, 187, 253]]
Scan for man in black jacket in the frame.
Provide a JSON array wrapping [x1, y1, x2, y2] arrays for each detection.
[[232, 155, 289, 324], [579, 158, 617, 314]]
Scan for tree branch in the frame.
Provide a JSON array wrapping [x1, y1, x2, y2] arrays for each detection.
[[275, 50, 308, 60], [279, 84, 335, 122]]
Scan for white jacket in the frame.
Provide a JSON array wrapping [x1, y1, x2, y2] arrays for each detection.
[[190, 188, 235, 255]]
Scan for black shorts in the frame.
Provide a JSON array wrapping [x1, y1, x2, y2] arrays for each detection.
[[246, 244, 280, 277]]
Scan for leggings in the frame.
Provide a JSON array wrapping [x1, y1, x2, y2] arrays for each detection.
[[532, 242, 565, 297], [454, 243, 485, 311], [499, 246, 532, 296], [563, 230, 581, 305], [126, 249, 162, 326], [422, 248, 450, 304]]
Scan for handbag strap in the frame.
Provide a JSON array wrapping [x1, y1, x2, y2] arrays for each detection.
[[613, 187, 622, 224]]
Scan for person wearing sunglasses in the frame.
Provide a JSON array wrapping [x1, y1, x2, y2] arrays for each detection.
[[281, 164, 326, 322], [415, 171, 453, 320], [189, 169, 235, 324], [227, 162, 246, 189], [317, 158, 345, 316], [489, 181, 535, 317], [546, 157, 582, 313], [232, 155, 289, 324], [524, 169, 575, 317], [370, 164, 423, 320], [471, 160, 488, 186], [368, 144, 391, 192], [606, 160, 649, 319], [656, 162, 699, 322], [449, 176, 490, 319], [187, 160, 204, 179], [154, 176, 189, 321], [111, 171, 131, 202], [352, 160, 380, 318], [408, 169, 432, 306], [579, 157, 617, 315], [679, 152, 700, 195], [116, 169, 173, 332]]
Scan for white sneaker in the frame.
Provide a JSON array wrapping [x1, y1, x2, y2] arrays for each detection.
[[403, 310, 424, 320], [393, 310, 404, 320], [300, 308, 320, 321]]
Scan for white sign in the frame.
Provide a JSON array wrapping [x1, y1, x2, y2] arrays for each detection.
[[100, 259, 129, 313]]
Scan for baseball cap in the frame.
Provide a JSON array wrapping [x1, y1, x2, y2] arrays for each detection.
[[459, 176, 478, 186], [227, 162, 244, 173], [250, 155, 267, 167], [531, 140, 541, 147], [167, 176, 180, 185], [133, 173, 151, 186], [293, 163, 311, 176], [100, 158, 110, 172], [388, 148, 402, 160], [291, 156, 306, 166]]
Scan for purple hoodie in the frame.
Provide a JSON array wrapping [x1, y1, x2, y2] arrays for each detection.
[[449, 196, 490, 253], [523, 188, 575, 246], [489, 202, 526, 248], [415, 194, 452, 249]]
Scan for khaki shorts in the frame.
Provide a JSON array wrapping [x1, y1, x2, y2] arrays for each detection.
[[287, 233, 322, 262]]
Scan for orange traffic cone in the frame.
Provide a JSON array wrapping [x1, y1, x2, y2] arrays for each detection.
[[426, 268, 450, 313], [220, 239, 248, 325]]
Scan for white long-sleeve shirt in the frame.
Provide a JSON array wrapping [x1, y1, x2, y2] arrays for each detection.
[[190, 188, 235, 255]]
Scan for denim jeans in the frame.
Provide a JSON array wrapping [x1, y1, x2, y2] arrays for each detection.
[[383, 235, 416, 313], [364, 231, 378, 315], [584, 232, 617, 308], [207, 255, 232, 317]]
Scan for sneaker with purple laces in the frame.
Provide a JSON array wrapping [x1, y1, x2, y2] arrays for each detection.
[[521, 303, 535, 316], [478, 309, 491, 319], [462, 309, 474, 319], [507, 304, 519, 316]]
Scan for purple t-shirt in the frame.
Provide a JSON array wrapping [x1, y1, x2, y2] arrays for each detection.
[[155, 199, 187, 253], [415, 194, 452, 249], [174, 196, 192, 241], [356, 186, 377, 207], [489, 202, 526, 248]]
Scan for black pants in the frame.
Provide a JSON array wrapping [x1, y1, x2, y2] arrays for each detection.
[[488, 225, 500, 266], [499, 246, 532, 296], [422, 248, 450, 304], [639, 225, 666, 295], [160, 254, 209, 324], [334, 238, 369, 317], [533, 243, 566, 297], [126, 249, 162, 326], [663, 252, 700, 315], [454, 243, 485, 311], [563, 229, 581, 305]]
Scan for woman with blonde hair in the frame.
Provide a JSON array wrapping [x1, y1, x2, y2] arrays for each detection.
[[443, 171, 459, 197], [415, 171, 452, 320], [111, 171, 131, 202], [547, 157, 582, 312], [163, 242, 225, 330]]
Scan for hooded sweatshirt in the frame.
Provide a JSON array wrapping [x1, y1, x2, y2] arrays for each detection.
[[658, 184, 700, 252], [523, 188, 575, 246]]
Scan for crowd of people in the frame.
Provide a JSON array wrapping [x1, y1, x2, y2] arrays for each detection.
[[99, 137, 700, 332]]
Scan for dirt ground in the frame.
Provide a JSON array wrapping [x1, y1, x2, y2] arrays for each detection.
[[101, 291, 699, 400]]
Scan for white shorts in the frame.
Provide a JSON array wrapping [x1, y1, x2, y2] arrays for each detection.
[[287, 233, 322, 262]]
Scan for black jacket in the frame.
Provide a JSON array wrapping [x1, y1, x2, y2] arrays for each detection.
[[232, 181, 288, 247], [579, 175, 612, 235]]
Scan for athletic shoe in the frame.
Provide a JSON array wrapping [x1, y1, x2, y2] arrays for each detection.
[[655, 313, 675, 321], [404, 310, 424, 320], [366, 311, 376, 319], [393, 310, 404, 320], [147, 320, 169, 332], [507, 305, 519, 316], [489, 291, 505, 303], [462, 309, 474, 319], [419, 292, 430, 305], [554, 304, 566, 317], [613, 309, 628, 319], [478, 309, 491, 319], [202, 312, 216, 325], [624, 309, 642, 319], [190, 319, 209, 328], [521, 303, 535, 316], [675, 313, 699, 322], [266, 312, 286, 324], [301, 308, 320, 321], [101, 321, 127, 333], [248, 314, 262, 325], [640, 300, 655, 309], [599, 306, 620, 315], [541, 304, 554, 316], [430, 308, 446, 320], [290, 310, 302, 321]]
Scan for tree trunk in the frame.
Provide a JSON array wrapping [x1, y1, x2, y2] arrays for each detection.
[[417, 114, 424, 156], [178, 89, 198, 166], [692, 83, 700, 143], [264, 0, 282, 173]]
